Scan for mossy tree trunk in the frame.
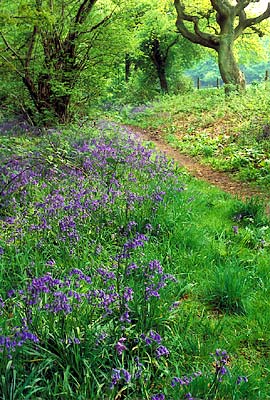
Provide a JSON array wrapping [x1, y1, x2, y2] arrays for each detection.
[[218, 37, 245, 91]]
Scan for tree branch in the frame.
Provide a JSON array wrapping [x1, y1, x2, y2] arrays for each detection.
[[174, 0, 219, 50], [235, 2, 270, 39], [0, 32, 24, 66], [0, 54, 24, 78], [25, 26, 38, 70], [235, 0, 252, 14], [164, 36, 179, 59], [78, 9, 114, 36], [75, 0, 97, 25], [210, 0, 231, 15]]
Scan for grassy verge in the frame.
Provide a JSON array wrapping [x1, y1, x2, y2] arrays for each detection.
[[115, 84, 270, 189], [0, 122, 270, 399]]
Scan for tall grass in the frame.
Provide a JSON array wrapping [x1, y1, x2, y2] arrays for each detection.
[[0, 122, 270, 398]]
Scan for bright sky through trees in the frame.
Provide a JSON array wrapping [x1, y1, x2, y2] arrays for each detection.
[[249, 0, 270, 12]]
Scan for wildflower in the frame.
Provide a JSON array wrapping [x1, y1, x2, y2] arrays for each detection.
[[171, 376, 192, 387], [95, 332, 107, 346], [149, 330, 162, 344], [110, 369, 121, 389], [232, 225, 239, 234], [115, 337, 127, 355], [212, 349, 229, 382], [119, 311, 131, 323], [134, 356, 143, 379], [46, 259, 56, 266], [237, 376, 248, 384], [122, 287, 133, 302], [67, 337, 80, 345], [155, 345, 170, 359], [145, 223, 153, 231], [110, 368, 131, 389], [151, 394, 165, 400]]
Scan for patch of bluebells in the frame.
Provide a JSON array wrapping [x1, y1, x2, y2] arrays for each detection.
[[140, 330, 170, 360], [0, 326, 39, 358], [125, 258, 177, 302], [171, 371, 202, 387], [0, 126, 194, 397], [1, 128, 183, 251], [151, 394, 165, 400], [110, 368, 131, 389], [0, 247, 176, 358], [149, 349, 248, 400]]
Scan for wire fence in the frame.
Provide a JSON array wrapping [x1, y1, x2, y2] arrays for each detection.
[[193, 70, 270, 89]]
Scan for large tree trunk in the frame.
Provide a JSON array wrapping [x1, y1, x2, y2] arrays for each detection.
[[217, 35, 245, 92]]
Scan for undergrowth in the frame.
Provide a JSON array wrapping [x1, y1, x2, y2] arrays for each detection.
[[0, 122, 270, 399], [115, 83, 270, 189]]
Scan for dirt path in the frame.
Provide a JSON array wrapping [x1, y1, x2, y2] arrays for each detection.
[[124, 124, 270, 205]]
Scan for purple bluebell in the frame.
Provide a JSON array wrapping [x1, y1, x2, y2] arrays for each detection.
[[115, 337, 127, 355], [151, 394, 165, 400], [155, 345, 169, 359], [237, 375, 248, 384]]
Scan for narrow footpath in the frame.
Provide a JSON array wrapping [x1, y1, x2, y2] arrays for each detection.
[[124, 124, 270, 207]]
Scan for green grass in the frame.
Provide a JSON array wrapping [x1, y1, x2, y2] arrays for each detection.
[[115, 84, 270, 189], [1, 119, 270, 399]]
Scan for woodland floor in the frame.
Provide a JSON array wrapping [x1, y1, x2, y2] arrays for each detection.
[[124, 124, 270, 210]]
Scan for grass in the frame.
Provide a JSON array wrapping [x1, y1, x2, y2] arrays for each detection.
[[0, 116, 270, 399], [115, 83, 270, 189]]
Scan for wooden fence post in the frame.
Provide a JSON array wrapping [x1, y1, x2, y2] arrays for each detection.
[[197, 77, 200, 89], [265, 70, 269, 81], [216, 78, 219, 88]]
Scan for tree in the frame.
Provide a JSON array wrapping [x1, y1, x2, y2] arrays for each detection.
[[122, 0, 201, 95], [0, 0, 116, 124], [140, 34, 179, 93], [174, 0, 270, 91], [137, 3, 180, 93]]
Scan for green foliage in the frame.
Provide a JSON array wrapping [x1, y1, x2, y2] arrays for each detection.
[[231, 197, 267, 227], [203, 265, 249, 315], [1, 121, 270, 398], [122, 84, 270, 188]]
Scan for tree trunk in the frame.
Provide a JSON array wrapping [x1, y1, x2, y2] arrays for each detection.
[[125, 54, 131, 82], [217, 37, 245, 93], [150, 39, 169, 93], [156, 64, 168, 93], [53, 95, 71, 123], [23, 74, 71, 125]]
